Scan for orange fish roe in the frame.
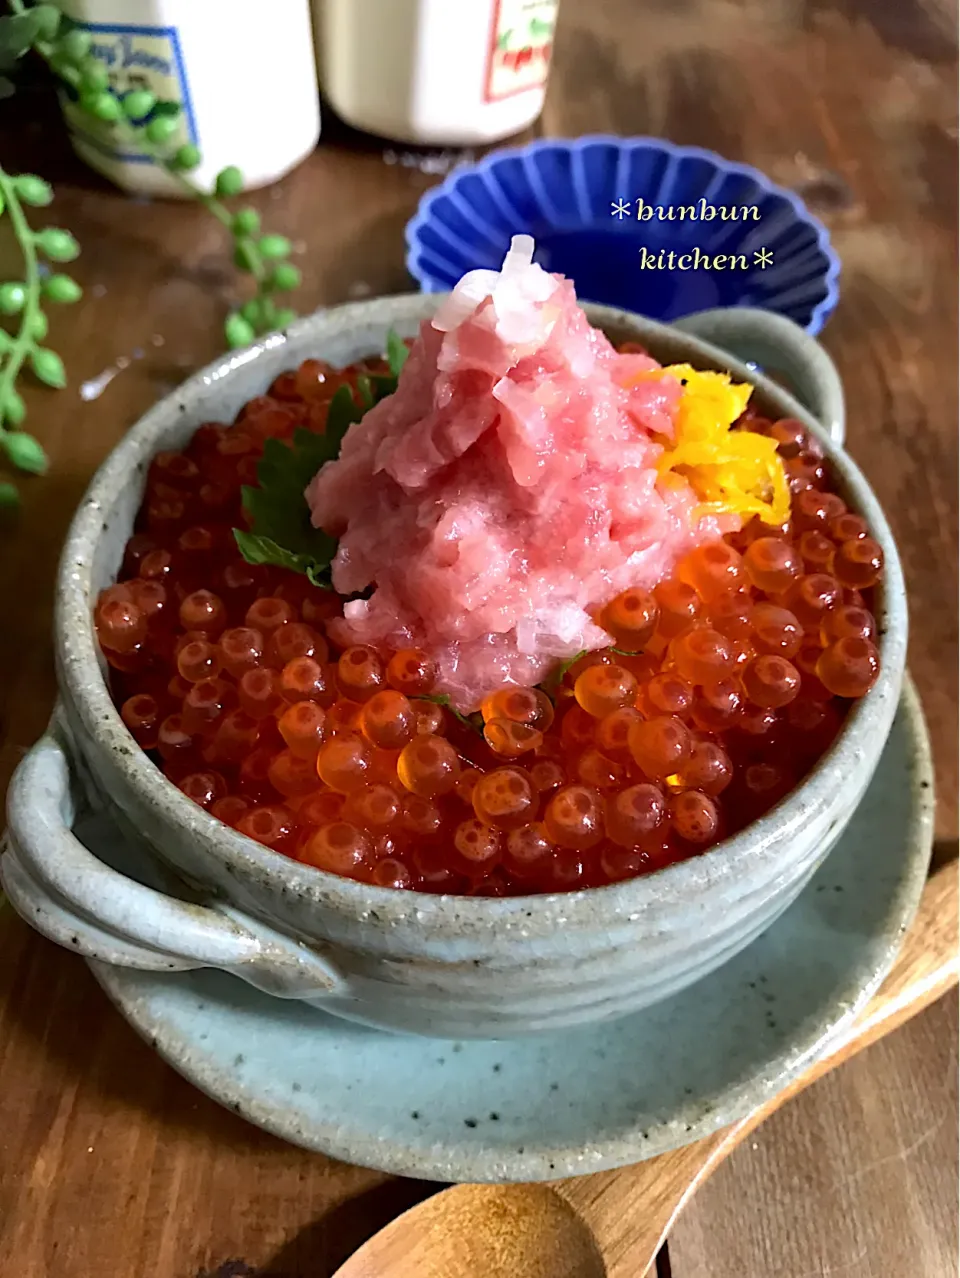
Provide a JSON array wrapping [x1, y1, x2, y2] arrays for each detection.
[[96, 356, 883, 897]]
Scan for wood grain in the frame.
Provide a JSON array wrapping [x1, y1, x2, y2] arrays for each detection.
[[0, 0, 955, 1274], [555, 859, 959, 1277], [668, 993, 958, 1278], [327, 861, 958, 1278]]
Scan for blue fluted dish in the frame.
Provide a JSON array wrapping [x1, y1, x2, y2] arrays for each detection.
[[405, 135, 840, 335]]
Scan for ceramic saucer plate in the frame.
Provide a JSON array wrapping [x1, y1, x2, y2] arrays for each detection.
[[89, 679, 933, 1184]]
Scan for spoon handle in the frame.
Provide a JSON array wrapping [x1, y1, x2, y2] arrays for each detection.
[[555, 858, 959, 1278]]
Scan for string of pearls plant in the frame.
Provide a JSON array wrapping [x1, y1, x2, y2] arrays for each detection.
[[0, 0, 303, 502]]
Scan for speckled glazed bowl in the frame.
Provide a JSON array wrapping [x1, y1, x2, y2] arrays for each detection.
[[2, 301, 907, 1039]]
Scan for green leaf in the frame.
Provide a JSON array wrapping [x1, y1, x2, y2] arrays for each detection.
[[58, 27, 92, 61], [2, 431, 47, 474], [306, 564, 336, 590], [81, 90, 121, 122], [0, 481, 19, 508], [35, 227, 80, 262], [232, 237, 259, 274], [170, 142, 201, 171], [122, 88, 156, 120], [2, 388, 26, 426], [368, 372, 398, 400], [324, 383, 365, 452], [268, 261, 300, 291], [13, 175, 52, 206], [215, 165, 244, 197], [386, 330, 410, 379], [228, 371, 405, 590], [30, 347, 67, 388], [145, 113, 178, 144], [232, 208, 260, 236], [356, 374, 374, 410], [273, 306, 297, 328], [48, 50, 77, 83], [414, 693, 484, 735], [0, 12, 45, 59], [25, 309, 48, 339], [79, 62, 108, 93], [150, 100, 181, 119], [540, 649, 588, 696], [497, 27, 513, 49], [33, 5, 61, 40], [256, 297, 276, 332], [0, 75, 14, 100], [234, 529, 332, 585], [224, 312, 255, 349], [0, 282, 26, 314], [259, 234, 291, 260], [231, 385, 365, 588], [239, 298, 262, 326], [43, 273, 82, 303]]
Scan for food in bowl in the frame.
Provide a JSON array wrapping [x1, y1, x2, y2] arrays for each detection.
[[94, 238, 884, 897]]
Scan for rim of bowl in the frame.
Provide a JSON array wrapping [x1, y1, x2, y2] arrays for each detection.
[[56, 294, 906, 935], [404, 134, 842, 337]]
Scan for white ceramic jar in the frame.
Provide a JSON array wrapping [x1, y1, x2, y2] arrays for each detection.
[[314, 0, 559, 145], [56, 0, 321, 196]]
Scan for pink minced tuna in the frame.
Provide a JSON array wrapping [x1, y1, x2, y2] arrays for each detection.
[[306, 236, 723, 711]]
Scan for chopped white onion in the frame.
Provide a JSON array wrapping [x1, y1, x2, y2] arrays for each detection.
[[431, 235, 559, 345]]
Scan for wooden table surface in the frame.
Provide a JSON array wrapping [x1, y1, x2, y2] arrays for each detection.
[[0, 1, 956, 1275]]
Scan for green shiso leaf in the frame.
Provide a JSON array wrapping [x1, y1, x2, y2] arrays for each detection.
[[233, 333, 406, 581], [386, 329, 410, 379]]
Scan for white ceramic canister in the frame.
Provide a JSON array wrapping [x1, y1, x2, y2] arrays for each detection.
[[56, 0, 321, 196], [314, 0, 559, 146]]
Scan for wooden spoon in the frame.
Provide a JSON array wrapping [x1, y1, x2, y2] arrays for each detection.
[[333, 860, 958, 1278]]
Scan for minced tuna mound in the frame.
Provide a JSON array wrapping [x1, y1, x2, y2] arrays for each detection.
[[305, 237, 726, 711]]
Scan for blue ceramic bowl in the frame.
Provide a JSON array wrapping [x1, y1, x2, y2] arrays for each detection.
[[405, 136, 841, 335]]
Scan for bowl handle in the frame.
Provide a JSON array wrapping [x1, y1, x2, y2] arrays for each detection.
[[672, 307, 845, 447], [2, 729, 342, 1000]]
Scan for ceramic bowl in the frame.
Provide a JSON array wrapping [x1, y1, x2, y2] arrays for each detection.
[[405, 136, 841, 334], [2, 300, 906, 1039]]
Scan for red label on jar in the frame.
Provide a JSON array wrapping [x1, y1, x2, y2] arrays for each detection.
[[484, 0, 557, 103]]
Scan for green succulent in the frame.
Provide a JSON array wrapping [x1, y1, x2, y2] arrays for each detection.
[[0, 0, 304, 502]]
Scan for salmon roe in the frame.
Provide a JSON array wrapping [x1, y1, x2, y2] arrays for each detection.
[[95, 361, 883, 896]]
